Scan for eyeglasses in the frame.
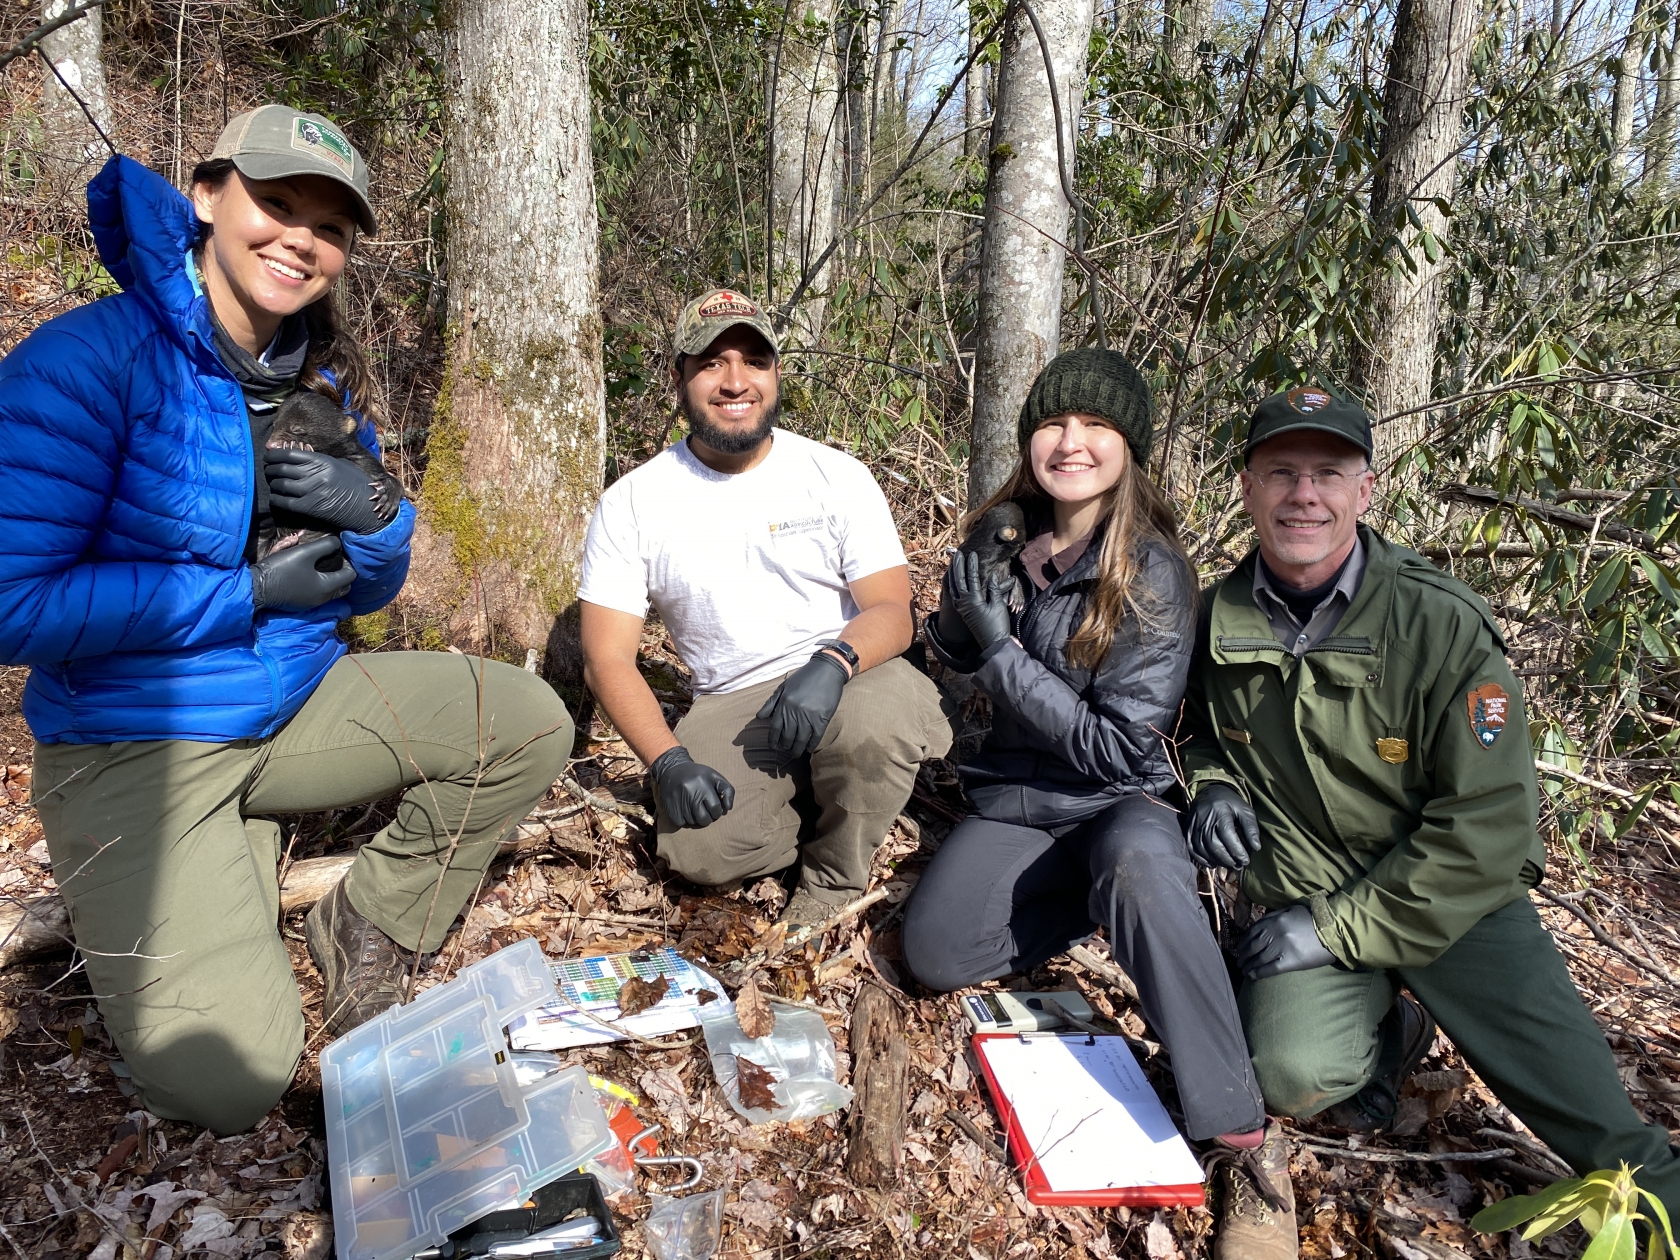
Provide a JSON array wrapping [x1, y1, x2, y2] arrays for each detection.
[[1247, 467, 1369, 492]]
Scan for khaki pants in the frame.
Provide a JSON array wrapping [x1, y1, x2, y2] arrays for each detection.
[[656, 657, 955, 898], [32, 652, 572, 1134]]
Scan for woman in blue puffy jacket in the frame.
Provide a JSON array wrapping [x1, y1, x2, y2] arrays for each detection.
[[0, 107, 571, 1134]]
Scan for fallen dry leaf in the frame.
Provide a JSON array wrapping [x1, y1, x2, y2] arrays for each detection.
[[736, 1055, 779, 1111], [735, 977, 776, 1039], [695, 989, 719, 1005], [616, 974, 669, 1017]]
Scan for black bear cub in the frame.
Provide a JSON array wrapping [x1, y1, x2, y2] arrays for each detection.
[[258, 390, 405, 562]]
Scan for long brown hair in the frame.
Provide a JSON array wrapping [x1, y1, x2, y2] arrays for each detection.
[[965, 445, 1191, 669], [189, 159, 378, 426]]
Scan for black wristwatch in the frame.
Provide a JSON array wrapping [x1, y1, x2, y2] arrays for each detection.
[[816, 638, 859, 676]]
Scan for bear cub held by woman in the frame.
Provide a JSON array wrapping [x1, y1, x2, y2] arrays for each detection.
[[258, 390, 404, 564]]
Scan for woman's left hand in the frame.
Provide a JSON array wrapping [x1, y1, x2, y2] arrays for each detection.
[[265, 448, 395, 535], [948, 549, 1014, 651]]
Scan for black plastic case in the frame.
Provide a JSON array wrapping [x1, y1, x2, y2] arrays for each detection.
[[441, 1172, 621, 1258]]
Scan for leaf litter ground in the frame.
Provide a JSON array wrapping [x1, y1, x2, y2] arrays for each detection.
[[3, 600, 1679, 1258]]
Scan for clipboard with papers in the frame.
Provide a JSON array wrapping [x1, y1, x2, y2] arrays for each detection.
[[972, 1032, 1206, 1207]]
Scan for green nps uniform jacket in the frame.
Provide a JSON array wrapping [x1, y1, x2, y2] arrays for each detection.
[[1182, 525, 1546, 971]]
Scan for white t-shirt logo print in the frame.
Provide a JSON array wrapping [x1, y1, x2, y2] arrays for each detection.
[[579, 431, 907, 696]]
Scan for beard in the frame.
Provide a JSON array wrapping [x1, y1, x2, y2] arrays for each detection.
[[684, 392, 781, 455]]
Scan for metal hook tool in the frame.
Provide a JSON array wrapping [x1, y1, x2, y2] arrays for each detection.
[[627, 1124, 704, 1192]]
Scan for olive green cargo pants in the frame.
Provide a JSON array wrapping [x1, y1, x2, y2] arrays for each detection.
[[656, 657, 956, 898], [1242, 896, 1680, 1211], [32, 653, 572, 1135]]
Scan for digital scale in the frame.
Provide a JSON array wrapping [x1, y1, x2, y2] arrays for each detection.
[[962, 990, 1096, 1035]]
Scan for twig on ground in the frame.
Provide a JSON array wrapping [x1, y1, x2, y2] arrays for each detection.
[[560, 775, 653, 825], [719, 885, 900, 983], [1066, 941, 1140, 1003], [1473, 1127, 1574, 1177], [944, 1109, 1005, 1163], [1534, 887, 1678, 989], [1295, 1139, 1515, 1165]]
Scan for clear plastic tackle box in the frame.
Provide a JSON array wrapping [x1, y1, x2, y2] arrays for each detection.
[[320, 937, 617, 1260]]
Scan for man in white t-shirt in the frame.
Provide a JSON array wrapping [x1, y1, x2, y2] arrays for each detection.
[[580, 288, 954, 928]]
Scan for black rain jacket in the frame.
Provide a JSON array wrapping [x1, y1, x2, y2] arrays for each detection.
[[926, 514, 1196, 829]]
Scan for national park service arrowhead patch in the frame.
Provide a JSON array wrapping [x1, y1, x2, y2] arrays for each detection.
[[1467, 682, 1510, 748], [1285, 385, 1334, 414]]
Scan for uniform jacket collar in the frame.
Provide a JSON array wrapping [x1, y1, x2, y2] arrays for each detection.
[[1208, 524, 1396, 688]]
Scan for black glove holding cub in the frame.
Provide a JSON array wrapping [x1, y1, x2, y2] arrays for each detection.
[[251, 535, 357, 611], [265, 448, 399, 536], [757, 651, 851, 758], [1236, 905, 1337, 979], [649, 746, 735, 830], [1186, 783, 1263, 869], [946, 549, 1014, 652]]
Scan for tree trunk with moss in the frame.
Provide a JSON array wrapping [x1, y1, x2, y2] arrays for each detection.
[[38, 0, 114, 194], [968, 0, 1095, 503], [1348, 0, 1478, 470], [418, 0, 604, 678]]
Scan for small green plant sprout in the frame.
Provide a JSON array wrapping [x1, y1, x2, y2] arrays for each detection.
[[1470, 1164, 1675, 1260]]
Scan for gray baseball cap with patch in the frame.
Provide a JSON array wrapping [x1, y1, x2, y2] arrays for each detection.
[[673, 288, 780, 357], [209, 105, 377, 234]]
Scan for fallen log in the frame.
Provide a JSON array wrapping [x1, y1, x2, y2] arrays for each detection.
[[1, 828, 560, 970], [846, 982, 910, 1188]]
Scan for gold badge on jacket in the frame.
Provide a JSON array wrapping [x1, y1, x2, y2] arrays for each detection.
[[1375, 737, 1409, 764]]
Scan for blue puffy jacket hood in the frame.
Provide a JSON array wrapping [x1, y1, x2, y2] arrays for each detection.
[[0, 155, 415, 744]]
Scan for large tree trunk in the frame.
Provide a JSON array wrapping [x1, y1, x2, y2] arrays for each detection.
[[417, 0, 605, 679], [770, 0, 843, 341], [968, 0, 1096, 503], [1647, 14, 1680, 189], [1347, 0, 1478, 470], [1610, 0, 1649, 180], [37, 0, 113, 193]]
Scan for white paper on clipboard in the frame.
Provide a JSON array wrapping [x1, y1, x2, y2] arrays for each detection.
[[976, 1034, 1204, 1193]]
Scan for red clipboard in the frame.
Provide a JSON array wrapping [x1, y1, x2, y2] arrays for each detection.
[[972, 1033, 1205, 1207]]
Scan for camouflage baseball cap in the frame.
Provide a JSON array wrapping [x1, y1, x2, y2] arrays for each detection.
[[209, 105, 376, 234], [1244, 385, 1373, 463], [673, 288, 780, 357]]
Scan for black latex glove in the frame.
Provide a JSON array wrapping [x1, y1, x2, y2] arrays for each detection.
[[250, 535, 357, 611], [934, 558, 978, 653], [265, 448, 397, 536], [756, 651, 850, 758], [947, 549, 1013, 651], [1187, 784, 1263, 870], [1236, 905, 1337, 979], [649, 746, 735, 830]]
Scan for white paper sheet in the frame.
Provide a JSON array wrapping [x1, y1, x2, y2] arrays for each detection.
[[977, 1034, 1204, 1192], [505, 948, 725, 1050]]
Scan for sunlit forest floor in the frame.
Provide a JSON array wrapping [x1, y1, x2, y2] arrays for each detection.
[[3, 544, 1678, 1258]]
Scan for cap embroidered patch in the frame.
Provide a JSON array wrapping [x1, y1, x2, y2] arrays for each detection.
[[1375, 737, 1409, 764], [1467, 683, 1509, 748], [1286, 386, 1332, 414], [698, 291, 758, 319], [292, 116, 354, 176]]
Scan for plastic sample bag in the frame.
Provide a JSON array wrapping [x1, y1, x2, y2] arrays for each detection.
[[643, 1186, 725, 1260], [698, 1001, 853, 1125]]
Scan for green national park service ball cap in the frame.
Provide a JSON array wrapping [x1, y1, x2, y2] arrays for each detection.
[[673, 288, 781, 358], [209, 105, 377, 235], [1244, 385, 1374, 463]]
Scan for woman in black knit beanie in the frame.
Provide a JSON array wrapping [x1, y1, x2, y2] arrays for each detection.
[[903, 347, 1272, 1165]]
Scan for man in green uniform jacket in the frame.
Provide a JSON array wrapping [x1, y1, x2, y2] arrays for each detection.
[[1181, 386, 1680, 1259]]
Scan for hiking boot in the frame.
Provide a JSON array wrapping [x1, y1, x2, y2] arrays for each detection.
[[305, 879, 416, 1039], [778, 884, 854, 934], [1319, 993, 1437, 1134], [1209, 1121, 1297, 1260]]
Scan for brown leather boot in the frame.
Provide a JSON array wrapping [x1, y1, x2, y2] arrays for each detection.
[[304, 879, 416, 1039], [1209, 1122, 1298, 1260]]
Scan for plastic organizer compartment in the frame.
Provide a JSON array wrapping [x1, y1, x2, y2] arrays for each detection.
[[321, 938, 617, 1260], [436, 1171, 621, 1258]]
